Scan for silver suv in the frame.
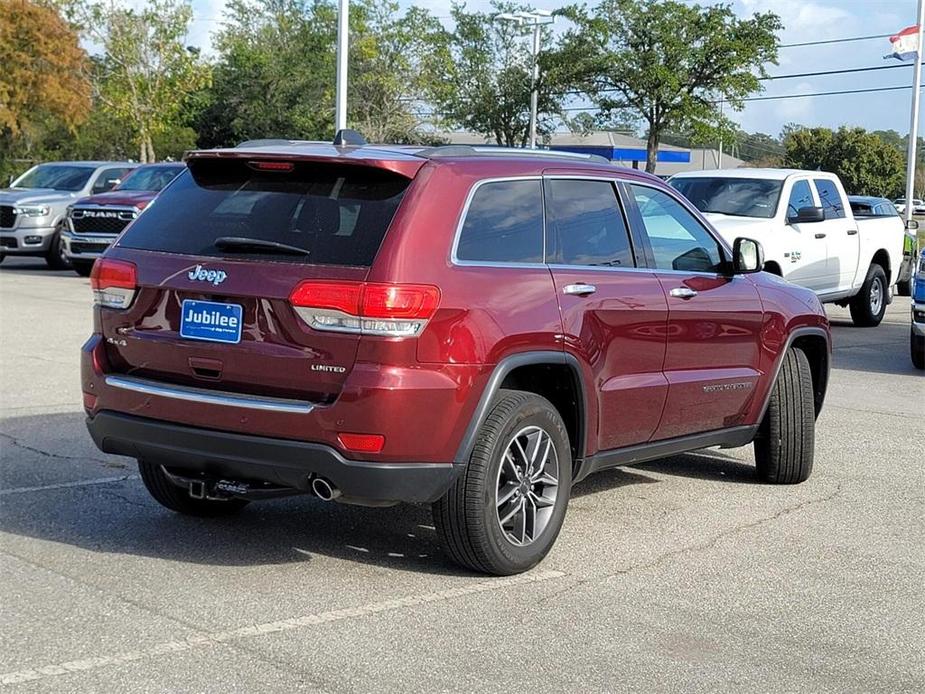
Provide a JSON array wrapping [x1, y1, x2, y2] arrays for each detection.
[[0, 161, 136, 269]]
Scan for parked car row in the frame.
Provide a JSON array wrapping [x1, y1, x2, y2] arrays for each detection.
[[0, 161, 184, 274]]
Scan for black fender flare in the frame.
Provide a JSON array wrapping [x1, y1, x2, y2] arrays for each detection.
[[757, 326, 831, 423], [453, 351, 588, 466]]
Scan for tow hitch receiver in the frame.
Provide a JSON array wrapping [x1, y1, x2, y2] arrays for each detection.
[[160, 466, 301, 501]]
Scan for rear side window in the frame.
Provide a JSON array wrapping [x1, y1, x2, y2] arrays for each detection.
[[117, 159, 410, 266], [787, 180, 815, 216], [456, 180, 543, 263], [545, 179, 634, 267], [813, 179, 845, 219]]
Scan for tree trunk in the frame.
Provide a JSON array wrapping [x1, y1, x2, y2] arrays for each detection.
[[645, 128, 659, 174], [146, 135, 156, 163], [139, 137, 146, 164]]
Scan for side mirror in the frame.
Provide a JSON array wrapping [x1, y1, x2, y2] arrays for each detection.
[[788, 206, 825, 224], [732, 237, 764, 274], [906, 219, 919, 231]]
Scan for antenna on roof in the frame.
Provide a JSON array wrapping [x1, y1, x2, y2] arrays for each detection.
[[333, 129, 367, 146]]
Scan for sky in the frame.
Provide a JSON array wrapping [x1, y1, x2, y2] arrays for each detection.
[[184, 0, 921, 139]]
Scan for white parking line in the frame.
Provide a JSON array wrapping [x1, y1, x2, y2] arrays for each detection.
[[0, 475, 138, 496], [0, 569, 566, 686]]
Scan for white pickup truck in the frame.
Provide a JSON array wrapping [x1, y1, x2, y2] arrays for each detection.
[[670, 169, 908, 327]]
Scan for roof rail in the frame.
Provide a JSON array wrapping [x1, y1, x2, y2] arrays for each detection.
[[416, 145, 611, 165], [235, 139, 328, 148]]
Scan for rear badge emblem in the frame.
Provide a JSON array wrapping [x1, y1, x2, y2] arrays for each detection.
[[312, 364, 347, 373], [188, 264, 227, 286]]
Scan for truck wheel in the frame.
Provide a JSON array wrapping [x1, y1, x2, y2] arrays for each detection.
[[0, 254, 5, 264], [754, 348, 815, 484], [896, 279, 911, 297], [433, 390, 571, 575], [138, 461, 249, 517], [912, 329, 925, 370], [44, 224, 71, 270], [71, 259, 95, 277], [849, 263, 887, 327]]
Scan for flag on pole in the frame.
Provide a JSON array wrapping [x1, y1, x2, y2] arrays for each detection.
[[887, 25, 921, 61]]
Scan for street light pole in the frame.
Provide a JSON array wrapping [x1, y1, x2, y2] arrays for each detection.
[[529, 22, 541, 149], [903, 0, 925, 227], [495, 9, 555, 149], [335, 0, 349, 132]]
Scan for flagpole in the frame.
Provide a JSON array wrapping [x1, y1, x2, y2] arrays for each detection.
[[903, 0, 925, 228]]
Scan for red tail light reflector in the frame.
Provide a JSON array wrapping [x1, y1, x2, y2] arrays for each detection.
[[289, 281, 440, 337], [90, 259, 137, 309], [337, 433, 385, 453]]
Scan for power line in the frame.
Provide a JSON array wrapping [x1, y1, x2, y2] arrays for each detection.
[[764, 63, 911, 81], [779, 33, 892, 48]]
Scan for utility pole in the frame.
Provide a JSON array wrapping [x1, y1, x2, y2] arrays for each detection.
[[495, 10, 555, 149], [335, 0, 349, 132]]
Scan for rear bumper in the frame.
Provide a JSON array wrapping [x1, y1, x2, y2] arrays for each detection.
[[87, 410, 462, 504]]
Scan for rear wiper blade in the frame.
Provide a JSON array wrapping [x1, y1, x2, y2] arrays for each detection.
[[214, 236, 310, 256]]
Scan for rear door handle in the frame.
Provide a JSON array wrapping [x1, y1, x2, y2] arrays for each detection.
[[563, 283, 597, 296], [815, 233, 826, 239], [847, 229, 858, 235], [669, 287, 697, 299]]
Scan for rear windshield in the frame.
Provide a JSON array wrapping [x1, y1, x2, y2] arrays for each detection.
[[670, 177, 783, 219], [118, 159, 410, 266]]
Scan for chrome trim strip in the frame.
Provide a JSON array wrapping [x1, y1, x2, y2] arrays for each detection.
[[104, 375, 314, 414]]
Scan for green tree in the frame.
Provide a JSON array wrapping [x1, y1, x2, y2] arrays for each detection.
[[558, 0, 781, 172], [784, 127, 905, 197], [426, 2, 568, 147], [0, 0, 91, 179], [72, 0, 209, 162]]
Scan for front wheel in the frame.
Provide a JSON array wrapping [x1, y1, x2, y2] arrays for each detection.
[[849, 263, 887, 327], [433, 390, 571, 575], [71, 259, 95, 277], [912, 329, 925, 370], [754, 348, 815, 484], [44, 224, 71, 270]]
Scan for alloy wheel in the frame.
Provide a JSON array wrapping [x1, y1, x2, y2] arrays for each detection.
[[495, 425, 559, 546]]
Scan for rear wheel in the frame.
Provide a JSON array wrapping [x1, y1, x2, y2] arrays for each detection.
[[849, 263, 887, 327], [896, 279, 911, 297], [0, 253, 5, 264], [138, 461, 249, 517], [912, 329, 925, 370], [754, 348, 815, 484], [44, 224, 71, 270], [433, 390, 571, 575], [71, 259, 95, 277]]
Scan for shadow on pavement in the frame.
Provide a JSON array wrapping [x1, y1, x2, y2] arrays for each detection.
[[0, 411, 764, 574]]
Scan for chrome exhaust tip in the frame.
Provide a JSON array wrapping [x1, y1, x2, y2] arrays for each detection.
[[311, 476, 341, 502]]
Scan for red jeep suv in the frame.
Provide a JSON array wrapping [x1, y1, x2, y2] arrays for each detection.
[[82, 135, 831, 575]]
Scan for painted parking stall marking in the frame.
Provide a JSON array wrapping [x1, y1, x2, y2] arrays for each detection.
[[0, 569, 566, 686]]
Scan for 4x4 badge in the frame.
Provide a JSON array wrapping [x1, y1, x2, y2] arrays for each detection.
[[188, 264, 227, 286]]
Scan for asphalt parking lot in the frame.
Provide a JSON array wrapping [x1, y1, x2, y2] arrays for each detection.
[[1, 256, 922, 693]]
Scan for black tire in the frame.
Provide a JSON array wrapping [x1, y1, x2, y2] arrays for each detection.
[[754, 349, 815, 484], [912, 330, 925, 370], [71, 259, 95, 277], [44, 224, 71, 270], [849, 263, 887, 327], [0, 253, 5, 264], [433, 390, 571, 575], [138, 461, 249, 517], [896, 279, 911, 297]]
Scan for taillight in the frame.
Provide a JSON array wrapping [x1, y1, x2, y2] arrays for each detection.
[[90, 259, 137, 309], [289, 281, 440, 337]]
